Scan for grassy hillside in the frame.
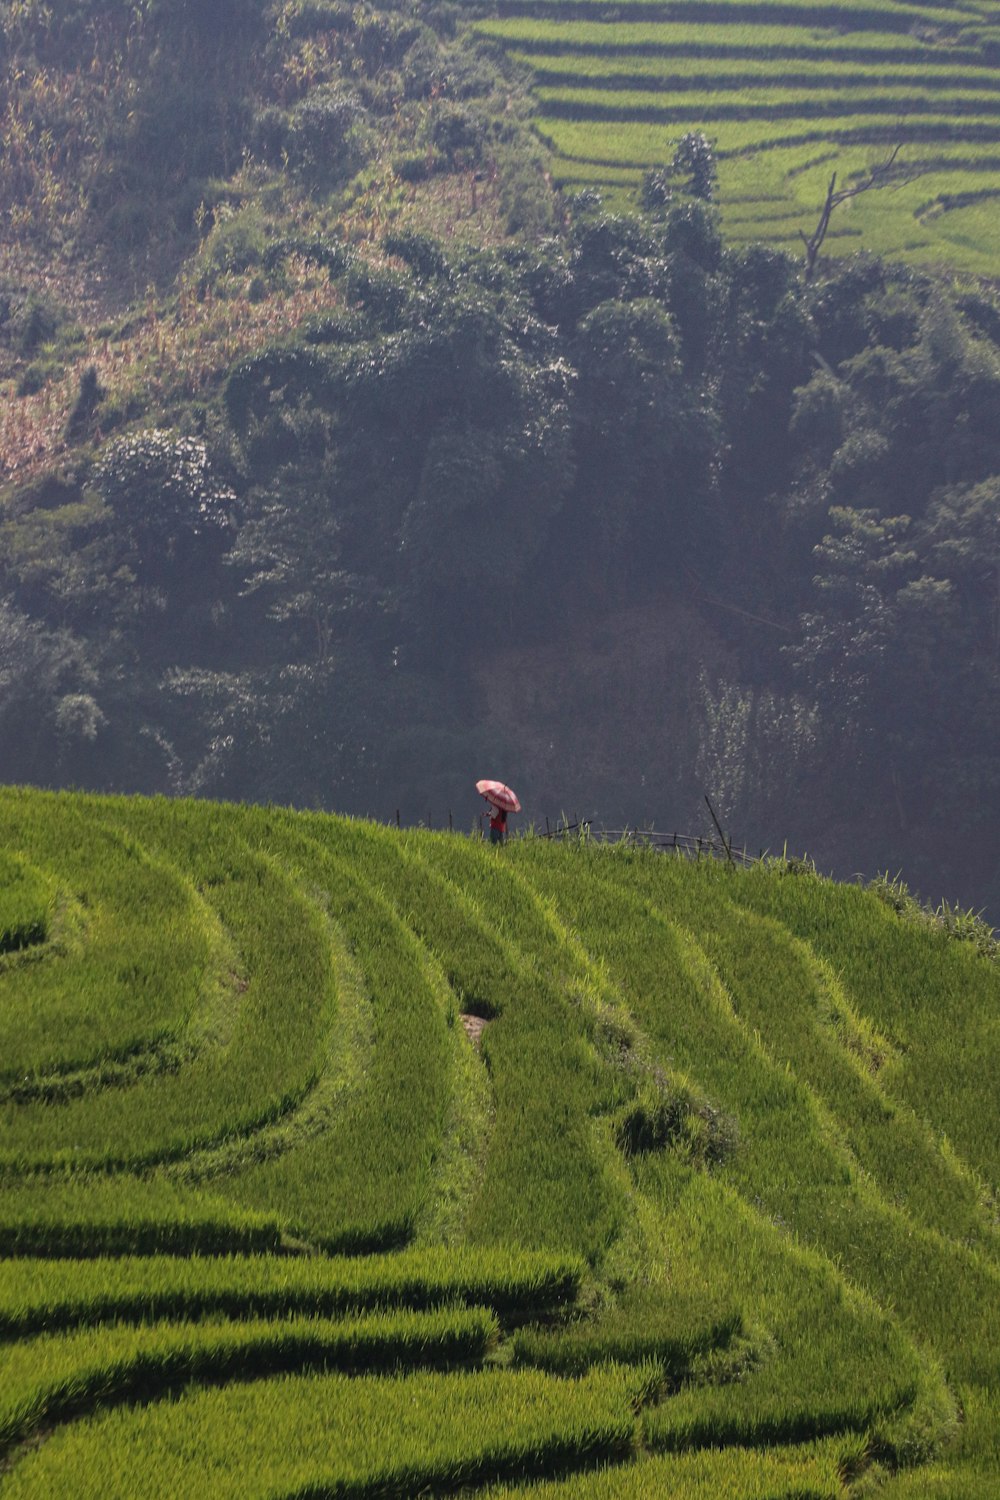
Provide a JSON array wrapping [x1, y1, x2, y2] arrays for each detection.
[[0, 787, 997, 1497], [472, 0, 1000, 274]]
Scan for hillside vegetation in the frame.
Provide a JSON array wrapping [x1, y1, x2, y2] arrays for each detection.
[[4, 0, 1000, 918], [0, 787, 997, 1496], [475, 0, 1000, 275]]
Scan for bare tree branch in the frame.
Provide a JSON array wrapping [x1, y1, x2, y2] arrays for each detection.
[[801, 144, 918, 281]]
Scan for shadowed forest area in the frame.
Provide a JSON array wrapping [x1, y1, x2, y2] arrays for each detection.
[[3, 0, 1000, 915]]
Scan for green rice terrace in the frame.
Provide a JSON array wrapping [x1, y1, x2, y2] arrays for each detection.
[[0, 785, 998, 1497], [473, 0, 1000, 273]]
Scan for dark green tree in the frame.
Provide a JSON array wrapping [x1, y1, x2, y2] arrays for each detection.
[[572, 297, 718, 585], [671, 132, 717, 202]]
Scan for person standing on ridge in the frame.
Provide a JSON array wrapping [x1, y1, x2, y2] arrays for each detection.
[[475, 779, 521, 843]]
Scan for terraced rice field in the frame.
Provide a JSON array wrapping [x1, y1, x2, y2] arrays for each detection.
[[473, 0, 1000, 273], [0, 787, 998, 1495]]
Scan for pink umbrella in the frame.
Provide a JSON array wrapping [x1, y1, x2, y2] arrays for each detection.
[[476, 779, 522, 814]]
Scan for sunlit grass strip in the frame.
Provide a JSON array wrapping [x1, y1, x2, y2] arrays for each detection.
[[875, 1470, 1000, 1498], [551, 160, 645, 184], [476, 16, 962, 58], [721, 207, 815, 228], [534, 114, 1000, 164], [478, 1434, 858, 1497], [3, 1363, 659, 1499], [0, 1176, 284, 1258], [488, 0, 979, 26], [0, 1247, 583, 1337], [716, 117, 1000, 153], [534, 83, 1000, 120], [0, 1306, 498, 1452], [516, 54, 1000, 90]]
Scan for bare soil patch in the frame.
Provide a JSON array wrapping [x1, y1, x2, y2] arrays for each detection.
[[460, 1013, 490, 1049]]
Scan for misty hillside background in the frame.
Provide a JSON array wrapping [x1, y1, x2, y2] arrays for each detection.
[[3, 0, 1000, 915]]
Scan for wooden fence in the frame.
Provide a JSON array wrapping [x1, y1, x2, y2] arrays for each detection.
[[538, 797, 758, 867], [539, 819, 758, 867], [394, 798, 758, 867]]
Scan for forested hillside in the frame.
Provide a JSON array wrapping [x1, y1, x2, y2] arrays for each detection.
[[3, 0, 1000, 915], [0, 790, 998, 1495]]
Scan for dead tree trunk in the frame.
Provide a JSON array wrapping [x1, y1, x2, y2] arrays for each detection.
[[800, 145, 908, 282]]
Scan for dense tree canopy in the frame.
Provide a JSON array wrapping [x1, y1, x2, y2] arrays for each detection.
[[3, 0, 1000, 916]]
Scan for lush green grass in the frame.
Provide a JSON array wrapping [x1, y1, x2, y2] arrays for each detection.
[[0, 794, 221, 1084], [534, 85, 1000, 122], [277, 820, 632, 1262], [0, 1175, 285, 1258], [517, 52, 1000, 91], [479, 17, 967, 58], [490, 0, 978, 24], [0, 800, 336, 1171], [0, 851, 50, 957], [0, 790, 998, 1495], [0, 1305, 499, 1451], [195, 816, 457, 1252], [515, 842, 1000, 1384], [717, 857, 1000, 1188], [3, 1363, 659, 1499], [0, 1247, 583, 1337], [481, 1434, 860, 1497]]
